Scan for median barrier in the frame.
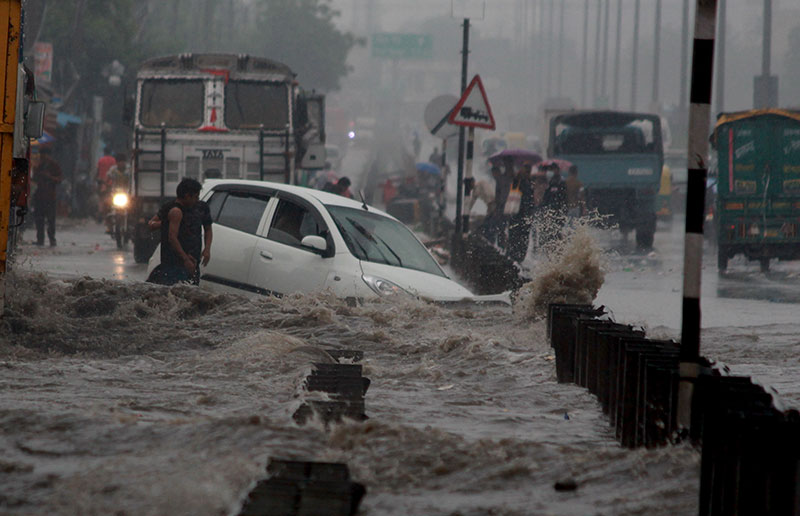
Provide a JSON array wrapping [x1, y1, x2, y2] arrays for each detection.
[[548, 303, 800, 514], [238, 351, 368, 515]]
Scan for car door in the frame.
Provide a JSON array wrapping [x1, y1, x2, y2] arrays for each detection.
[[200, 188, 272, 295], [247, 195, 333, 296]]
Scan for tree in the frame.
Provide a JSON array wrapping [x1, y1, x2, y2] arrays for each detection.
[[243, 0, 357, 91]]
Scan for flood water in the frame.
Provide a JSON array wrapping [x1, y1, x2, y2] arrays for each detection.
[[2, 213, 799, 515]]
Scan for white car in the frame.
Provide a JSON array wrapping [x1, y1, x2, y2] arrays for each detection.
[[147, 180, 475, 302]]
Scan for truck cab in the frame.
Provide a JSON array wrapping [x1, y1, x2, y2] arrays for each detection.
[[549, 111, 664, 249]]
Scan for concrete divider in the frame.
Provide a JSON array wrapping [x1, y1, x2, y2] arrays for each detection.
[[238, 351, 369, 515], [548, 303, 800, 514], [238, 459, 366, 516]]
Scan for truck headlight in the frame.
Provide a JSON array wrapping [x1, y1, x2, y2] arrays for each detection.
[[112, 193, 129, 208], [362, 275, 410, 297]]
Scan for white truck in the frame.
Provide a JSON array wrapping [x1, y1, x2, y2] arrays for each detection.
[[128, 53, 325, 262]]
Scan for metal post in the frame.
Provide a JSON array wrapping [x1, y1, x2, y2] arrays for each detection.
[[601, 0, 610, 102], [160, 126, 166, 201], [557, 0, 564, 95], [631, 0, 640, 111], [715, 0, 726, 115], [538, 0, 545, 107], [762, 0, 771, 77], [652, 0, 662, 109], [259, 127, 264, 181], [678, 0, 718, 431], [680, 0, 690, 110], [581, 0, 589, 108], [463, 127, 475, 232], [454, 18, 469, 238], [613, 0, 622, 109], [547, 0, 554, 97], [592, 1, 601, 105]]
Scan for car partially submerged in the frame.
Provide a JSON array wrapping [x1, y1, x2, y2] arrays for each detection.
[[147, 180, 476, 302]]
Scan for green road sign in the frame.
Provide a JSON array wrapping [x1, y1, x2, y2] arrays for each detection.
[[371, 33, 433, 59]]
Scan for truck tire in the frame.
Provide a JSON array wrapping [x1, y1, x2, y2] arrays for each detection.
[[133, 236, 152, 264], [717, 247, 728, 272], [635, 216, 656, 250]]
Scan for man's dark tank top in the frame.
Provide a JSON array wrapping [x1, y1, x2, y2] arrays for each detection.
[[158, 201, 195, 267]]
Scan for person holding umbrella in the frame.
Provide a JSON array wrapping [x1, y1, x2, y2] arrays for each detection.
[[506, 162, 535, 263]]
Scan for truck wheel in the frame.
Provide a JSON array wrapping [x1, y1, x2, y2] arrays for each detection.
[[759, 257, 770, 273], [717, 247, 728, 272], [635, 213, 656, 250]]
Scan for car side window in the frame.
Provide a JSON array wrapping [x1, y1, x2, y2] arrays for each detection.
[[205, 191, 227, 221], [216, 192, 270, 234], [268, 199, 327, 248]]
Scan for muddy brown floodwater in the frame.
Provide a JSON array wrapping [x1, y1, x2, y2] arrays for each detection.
[[0, 226, 707, 516]]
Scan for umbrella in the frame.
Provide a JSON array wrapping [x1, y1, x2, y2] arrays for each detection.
[[487, 148, 543, 167], [538, 158, 574, 172], [538, 159, 572, 172], [416, 162, 441, 176]]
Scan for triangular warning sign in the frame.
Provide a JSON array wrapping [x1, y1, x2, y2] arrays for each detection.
[[448, 74, 496, 129]]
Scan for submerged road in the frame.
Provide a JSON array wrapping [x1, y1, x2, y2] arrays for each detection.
[[4, 208, 800, 515]]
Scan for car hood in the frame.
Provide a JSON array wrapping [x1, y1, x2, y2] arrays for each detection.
[[359, 260, 474, 302]]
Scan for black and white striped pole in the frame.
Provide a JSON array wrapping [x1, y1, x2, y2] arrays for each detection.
[[463, 127, 475, 233], [678, 0, 718, 430]]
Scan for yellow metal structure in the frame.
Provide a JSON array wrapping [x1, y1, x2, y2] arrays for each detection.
[[0, 0, 21, 313]]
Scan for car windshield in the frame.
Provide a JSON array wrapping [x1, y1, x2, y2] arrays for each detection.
[[326, 205, 445, 277], [139, 79, 204, 128], [225, 81, 288, 130]]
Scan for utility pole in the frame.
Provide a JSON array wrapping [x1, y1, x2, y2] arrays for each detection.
[[754, 0, 777, 108], [454, 18, 470, 239], [557, 0, 564, 95], [537, 0, 546, 109], [613, 0, 622, 109], [581, 0, 589, 108], [546, 0, 554, 98], [592, 1, 601, 106], [652, 0, 662, 110], [715, 0, 726, 115], [631, 0, 640, 111], [601, 0, 610, 104], [678, 0, 719, 431], [680, 0, 690, 110]]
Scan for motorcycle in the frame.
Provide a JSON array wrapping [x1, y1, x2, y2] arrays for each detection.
[[107, 190, 131, 249]]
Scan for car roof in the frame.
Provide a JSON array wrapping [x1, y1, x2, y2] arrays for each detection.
[[201, 179, 393, 217]]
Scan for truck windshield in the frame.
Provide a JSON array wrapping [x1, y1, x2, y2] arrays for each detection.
[[326, 205, 446, 278], [225, 81, 288, 130], [553, 114, 659, 155], [139, 80, 204, 128]]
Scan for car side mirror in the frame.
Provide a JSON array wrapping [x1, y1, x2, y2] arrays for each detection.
[[300, 235, 328, 254], [25, 101, 45, 139]]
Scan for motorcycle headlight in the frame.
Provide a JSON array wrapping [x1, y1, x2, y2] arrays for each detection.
[[362, 275, 410, 297], [112, 193, 129, 208]]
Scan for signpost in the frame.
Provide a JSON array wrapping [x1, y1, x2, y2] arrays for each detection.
[[371, 33, 433, 59], [424, 95, 460, 191], [448, 74, 495, 235]]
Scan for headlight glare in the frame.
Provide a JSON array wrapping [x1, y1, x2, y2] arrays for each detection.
[[362, 275, 409, 297], [112, 193, 129, 208]]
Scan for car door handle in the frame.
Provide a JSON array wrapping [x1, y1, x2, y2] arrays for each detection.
[[259, 250, 273, 260]]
